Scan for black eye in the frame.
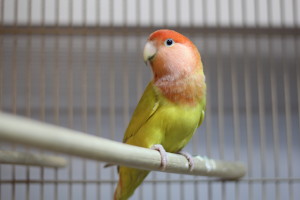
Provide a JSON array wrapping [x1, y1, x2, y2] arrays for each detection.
[[165, 39, 174, 47]]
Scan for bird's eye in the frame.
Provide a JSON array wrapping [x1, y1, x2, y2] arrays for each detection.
[[164, 39, 174, 47]]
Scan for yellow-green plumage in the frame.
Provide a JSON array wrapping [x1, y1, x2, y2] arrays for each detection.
[[115, 83, 206, 200], [114, 29, 206, 200], [124, 82, 205, 151]]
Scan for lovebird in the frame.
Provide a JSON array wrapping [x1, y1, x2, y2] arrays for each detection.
[[114, 29, 206, 200]]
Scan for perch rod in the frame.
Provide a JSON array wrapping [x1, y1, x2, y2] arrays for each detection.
[[0, 112, 246, 179], [0, 150, 67, 168]]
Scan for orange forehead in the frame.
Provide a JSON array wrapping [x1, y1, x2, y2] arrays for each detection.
[[148, 29, 191, 45]]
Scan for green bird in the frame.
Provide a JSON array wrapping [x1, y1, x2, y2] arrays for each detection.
[[114, 29, 206, 200]]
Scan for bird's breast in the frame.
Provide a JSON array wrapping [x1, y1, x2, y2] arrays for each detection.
[[154, 71, 206, 106], [154, 101, 203, 152]]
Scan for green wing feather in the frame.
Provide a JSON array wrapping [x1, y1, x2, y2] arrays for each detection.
[[198, 100, 206, 127], [122, 82, 159, 143]]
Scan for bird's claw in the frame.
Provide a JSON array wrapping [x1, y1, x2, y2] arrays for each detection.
[[151, 144, 168, 170], [178, 151, 194, 171]]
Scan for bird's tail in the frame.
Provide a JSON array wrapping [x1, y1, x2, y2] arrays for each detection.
[[114, 181, 125, 200], [114, 167, 150, 200]]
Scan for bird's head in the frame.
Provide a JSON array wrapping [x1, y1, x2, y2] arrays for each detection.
[[143, 29, 202, 80]]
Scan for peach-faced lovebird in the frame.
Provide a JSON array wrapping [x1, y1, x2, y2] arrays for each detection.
[[114, 29, 206, 200]]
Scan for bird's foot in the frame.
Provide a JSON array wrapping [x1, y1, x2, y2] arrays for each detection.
[[178, 151, 194, 171], [151, 144, 168, 170]]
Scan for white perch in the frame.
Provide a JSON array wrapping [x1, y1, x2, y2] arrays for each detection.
[[0, 112, 246, 179], [0, 150, 67, 168]]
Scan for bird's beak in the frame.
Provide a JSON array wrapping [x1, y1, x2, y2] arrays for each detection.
[[143, 41, 157, 65]]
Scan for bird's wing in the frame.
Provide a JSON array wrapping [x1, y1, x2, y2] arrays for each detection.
[[198, 99, 206, 127], [123, 82, 159, 143]]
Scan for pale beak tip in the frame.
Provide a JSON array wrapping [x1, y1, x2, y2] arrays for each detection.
[[143, 41, 156, 64]]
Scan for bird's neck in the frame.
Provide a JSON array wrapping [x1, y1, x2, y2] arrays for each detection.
[[153, 67, 206, 106]]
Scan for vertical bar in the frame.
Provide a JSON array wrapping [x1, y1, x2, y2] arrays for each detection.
[[161, 0, 172, 197], [149, 0, 154, 27], [189, 6, 200, 200], [244, 39, 254, 200], [242, 1, 253, 200], [95, 38, 102, 200], [216, 0, 224, 161], [0, 1, 2, 115], [189, 0, 194, 27], [135, 1, 144, 198], [204, 69, 213, 199], [293, 3, 300, 177], [282, 44, 294, 200], [136, 0, 143, 99], [0, 0, 3, 26], [120, 16, 129, 197], [201, 0, 211, 199], [297, 41, 300, 195], [28, 0, 32, 28], [12, 0, 18, 114], [82, 0, 88, 199], [136, 1, 151, 199], [256, 28, 268, 200], [123, 1, 129, 130], [269, 40, 280, 200], [13, 0, 18, 26], [40, 0, 46, 198], [55, 0, 59, 26], [109, 0, 113, 27], [280, 1, 294, 200], [27, 0, 33, 115], [109, 35, 116, 200], [0, 0, 2, 110], [254, 0, 267, 200], [67, 1, 74, 199], [69, 0, 73, 27], [109, 1, 116, 198], [0, 0, 3, 110], [53, 0, 60, 199], [25, 1, 32, 199], [177, 1, 183, 199], [228, 1, 241, 200], [67, 35, 74, 200], [256, 41, 267, 200], [267, 1, 280, 200], [81, 35, 87, 200], [231, 39, 241, 200], [25, 35, 32, 200], [216, 0, 226, 199], [95, 0, 101, 199], [188, 1, 199, 199], [162, 0, 167, 27], [176, 0, 180, 27], [298, 59, 300, 154], [202, 0, 207, 27], [11, 0, 19, 199], [293, 0, 298, 27], [67, 0, 73, 199], [0, 0, 3, 198], [122, 1, 130, 197]]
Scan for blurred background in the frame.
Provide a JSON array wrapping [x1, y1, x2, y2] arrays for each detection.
[[0, 0, 300, 199]]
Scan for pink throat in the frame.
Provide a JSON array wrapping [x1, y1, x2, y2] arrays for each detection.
[[153, 70, 205, 105]]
